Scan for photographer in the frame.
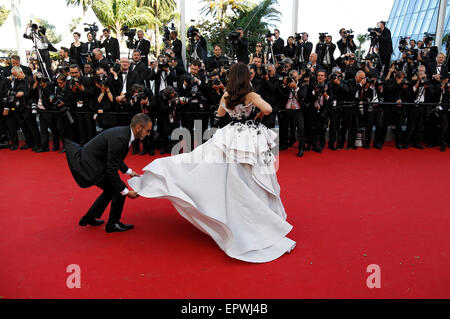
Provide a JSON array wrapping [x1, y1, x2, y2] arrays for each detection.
[[279, 69, 307, 157], [376, 71, 407, 149], [373, 21, 393, 73], [129, 50, 148, 84], [362, 71, 384, 149], [67, 64, 97, 145], [10, 66, 41, 151], [206, 45, 228, 73], [127, 30, 150, 66], [110, 57, 139, 126], [91, 48, 110, 71], [308, 69, 332, 153], [418, 34, 438, 66], [207, 71, 229, 128], [33, 73, 62, 152], [147, 55, 178, 94], [268, 29, 284, 59], [152, 86, 180, 154], [169, 30, 184, 66], [2, 55, 33, 78], [427, 53, 448, 80], [178, 60, 208, 149], [93, 66, 117, 130], [338, 70, 367, 150], [294, 32, 313, 66], [316, 34, 336, 74], [129, 83, 155, 155], [81, 32, 100, 65], [337, 28, 357, 56], [99, 28, 120, 64], [283, 36, 296, 59], [259, 63, 280, 129], [327, 67, 345, 150], [49, 74, 73, 151], [188, 28, 207, 63], [23, 23, 57, 77], [249, 42, 267, 65], [236, 27, 249, 64]]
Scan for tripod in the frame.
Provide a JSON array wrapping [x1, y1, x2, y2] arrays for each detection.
[[28, 28, 51, 79], [266, 39, 277, 64], [367, 35, 383, 74]]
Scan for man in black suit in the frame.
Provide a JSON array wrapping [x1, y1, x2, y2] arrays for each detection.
[[64, 113, 152, 233], [271, 29, 284, 59], [128, 30, 151, 66], [170, 30, 184, 68], [337, 28, 357, 56], [129, 50, 148, 84], [99, 28, 121, 63], [295, 33, 313, 66], [236, 27, 249, 64], [1, 55, 33, 78], [81, 32, 100, 65], [374, 21, 393, 73]]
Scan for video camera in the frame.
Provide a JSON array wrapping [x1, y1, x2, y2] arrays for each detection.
[[266, 31, 275, 39], [368, 27, 382, 37], [227, 31, 240, 45], [318, 32, 328, 42], [84, 22, 99, 38], [343, 29, 354, 39], [424, 32, 435, 44], [3, 90, 17, 105], [122, 25, 136, 41], [398, 36, 411, 52]]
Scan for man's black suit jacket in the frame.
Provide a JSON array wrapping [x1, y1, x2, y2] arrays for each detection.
[[65, 126, 131, 194], [100, 36, 121, 62]]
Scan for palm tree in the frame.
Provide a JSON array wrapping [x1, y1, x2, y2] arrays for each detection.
[[92, 0, 157, 39], [227, 0, 281, 52], [136, 0, 177, 55], [65, 0, 93, 15], [200, 0, 248, 28]]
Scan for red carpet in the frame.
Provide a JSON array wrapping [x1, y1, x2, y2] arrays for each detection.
[[0, 143, 449, 299]]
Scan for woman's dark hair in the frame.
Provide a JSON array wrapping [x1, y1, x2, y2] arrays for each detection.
[[224, 62, 253, 110], [73, 32, 81, 37]]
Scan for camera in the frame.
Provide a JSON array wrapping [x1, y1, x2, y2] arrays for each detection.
[[132, 91, 147, 104], [368, 27, 382, 37], [258, 66, 268, 76], [266, 31, 275, 38], [5, 90, 17, 104], [84, 22, 99, 38], [212, 78, 221, 86], [122, 25, 136, 40], [316, 83, 327, 94], [318, 32, 328, 42], [69, 77, 81, 87], [343, 29, 354, 39], [31, 103, 39, 114], [179, 97, 191, 104], [398, 36, 411, 52], [294, 33, 303, 41], [158, 58, 170, 70], [227, 31, 240, 43], [187, 26, 199, 39], [94, 74, 111, 87], [163, 23, 175, 42], [57, 64, 70, 74], [286, 76, 296, 85]]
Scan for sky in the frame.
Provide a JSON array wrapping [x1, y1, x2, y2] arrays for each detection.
[[0, 0, 395, 49]]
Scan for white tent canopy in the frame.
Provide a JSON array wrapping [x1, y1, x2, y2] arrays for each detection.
[[0, 0, 29, 61]]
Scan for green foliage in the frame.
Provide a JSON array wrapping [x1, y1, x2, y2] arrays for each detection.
[[92, 0, 157, 38], [0, 5, 10, 27], [69, 17, 83, 33], [65, 0, 93, 14]]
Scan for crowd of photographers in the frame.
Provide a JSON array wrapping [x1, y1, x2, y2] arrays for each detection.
[[1, 21, 449, 158]]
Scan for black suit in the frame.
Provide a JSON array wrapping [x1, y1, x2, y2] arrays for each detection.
[[236, 37, 249, 64], [272, 37, 285, 58], [130, 38, 151, 65], [100, 36, 121, 62], [337, 38, 357, 55], [378, 28, 393, 70], [64, 126, 132, 225], [295, 41, 313, 64]]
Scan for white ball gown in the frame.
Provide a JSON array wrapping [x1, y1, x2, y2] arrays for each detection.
[[128, 102, 296, 263]]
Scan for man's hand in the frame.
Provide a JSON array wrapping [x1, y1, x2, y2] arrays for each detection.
[[127, 191, 140, 199], [129, 171, 140, 178], [3, 109, 8, 116]]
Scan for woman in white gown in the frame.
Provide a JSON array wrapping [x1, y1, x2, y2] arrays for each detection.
[[128, 62, 295, 263]]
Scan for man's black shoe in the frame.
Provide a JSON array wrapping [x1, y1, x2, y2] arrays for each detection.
[[20, 144, 31, 150], [279, 145, 288, 151], [297, 150, 304, 157], [363, 145, 371, 149], [52, 147, 60, 152], [413, 144, 424, 150], [396, 144, 403, 150], [139, 150, 148, 155], [79, 218, 105, 226], [58, 148, 66, 153], [374, 144, 382, 150], [36, 148, 50, 153], [160, 149, 170, 155], [313, 147, 322, 153], [440, 146, 446, 152], [148, 149, 156, 156], [329, 145, 337, 151], [106, 222, 134, 233], [31, 147, 40, 152], [10, 145, 18, 151]]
